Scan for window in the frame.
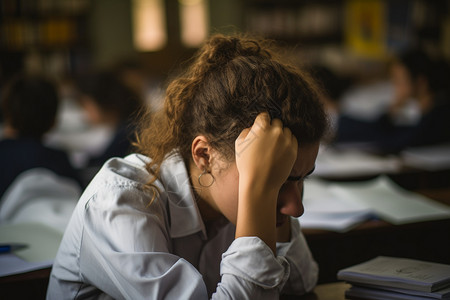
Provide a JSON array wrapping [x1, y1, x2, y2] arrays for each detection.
[[132, 0, 167, 51], [179, 0, 209, 47]]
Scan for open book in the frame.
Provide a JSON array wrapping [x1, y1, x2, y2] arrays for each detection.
[[337, 256, 450, 293], [300, 176, 450, 232]]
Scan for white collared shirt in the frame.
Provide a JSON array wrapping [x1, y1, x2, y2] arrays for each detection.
[[47, 153, 318, 299]]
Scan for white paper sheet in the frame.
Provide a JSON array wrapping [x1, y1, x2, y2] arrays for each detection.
[[300, 178, 374, 232]]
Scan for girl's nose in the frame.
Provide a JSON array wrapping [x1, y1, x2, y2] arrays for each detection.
[[278, 181, 304, 218]]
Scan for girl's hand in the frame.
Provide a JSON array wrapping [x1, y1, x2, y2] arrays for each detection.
[[235, 112, 298, 193], [234, 112, 298, 253]]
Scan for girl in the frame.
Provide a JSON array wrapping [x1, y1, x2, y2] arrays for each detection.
[[47, 34, 328, 299]]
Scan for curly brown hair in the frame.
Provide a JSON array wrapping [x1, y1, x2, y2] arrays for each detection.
[[135, 34, 328, 193]]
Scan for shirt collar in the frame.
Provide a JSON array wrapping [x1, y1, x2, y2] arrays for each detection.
[[158, 152, 207, 239]]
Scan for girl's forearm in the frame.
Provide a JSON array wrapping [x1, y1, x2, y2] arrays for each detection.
[[235, 182, 278, 254]]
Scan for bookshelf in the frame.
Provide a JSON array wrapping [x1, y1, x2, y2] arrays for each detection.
[[242, 0, 447, 46], [241, 0, 448, 74], [0, 0, 91, 82], [243, 0, 344, 46]]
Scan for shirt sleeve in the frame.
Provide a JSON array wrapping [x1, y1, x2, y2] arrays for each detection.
[[214, 237, 290, 299], [276, 217, 319, 295], [79, 186, 209, 300]]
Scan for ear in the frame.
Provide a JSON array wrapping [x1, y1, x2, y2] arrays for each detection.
[[191, 135, 213, 171]]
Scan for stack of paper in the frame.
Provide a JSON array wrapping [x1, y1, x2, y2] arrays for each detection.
[[300, 176, 450, 232], [338, 256, 450, 300]]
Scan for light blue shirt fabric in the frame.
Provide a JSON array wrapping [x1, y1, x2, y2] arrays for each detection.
[[47, 153, 318, 299]]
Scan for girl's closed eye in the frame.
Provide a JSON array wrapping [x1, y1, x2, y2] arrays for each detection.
[[286, 165, 315, 183]]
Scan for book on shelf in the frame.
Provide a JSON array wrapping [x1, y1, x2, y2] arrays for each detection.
[[338, 256, 450, 300]]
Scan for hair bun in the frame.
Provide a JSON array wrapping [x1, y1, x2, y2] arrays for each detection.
[[201, 35, 269, 67]]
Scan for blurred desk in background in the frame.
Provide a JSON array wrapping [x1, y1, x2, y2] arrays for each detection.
[[389, 167, 450, 190], [0, 268, 51, 299], [0, 222, 62, 299], [302, 187, 450, 284], [314, 144, 450, 190]]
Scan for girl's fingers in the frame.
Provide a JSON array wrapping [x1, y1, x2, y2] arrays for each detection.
[[236, 127, 251, 142], [283, 125, 292, 138], [271, 118, 283, 129], [253, 112, 271, 131]]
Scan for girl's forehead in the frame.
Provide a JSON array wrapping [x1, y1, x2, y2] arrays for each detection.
[[291, 143, 319, 176]]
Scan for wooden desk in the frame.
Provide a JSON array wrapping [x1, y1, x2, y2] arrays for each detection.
[[317, 164, 450, 191], [283, 282, 350, 300], [0, 268, 51, 299]]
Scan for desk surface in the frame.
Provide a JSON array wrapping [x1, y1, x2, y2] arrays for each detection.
[[283, 282, 350, 300], [309, 282, 350, 300]]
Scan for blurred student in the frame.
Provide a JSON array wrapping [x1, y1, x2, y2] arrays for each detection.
[[334, 49, 450, 154], [113, 59, 165, 111], [47, 34, 327, 299], [311, 65, 351, 135], [0, 75, 81, 199], [75, 71, 144, 169], [113, 59, 148, 101]]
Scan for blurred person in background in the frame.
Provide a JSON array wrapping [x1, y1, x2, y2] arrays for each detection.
[[113, 59, 166, 112], [310, 65, 352, 136], [0, 75, 81, 199], [334, 48, 450, 154], [75, 71, 144, 171]]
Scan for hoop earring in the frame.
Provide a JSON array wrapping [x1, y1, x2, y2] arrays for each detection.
[[198, 169, 215, 187]]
